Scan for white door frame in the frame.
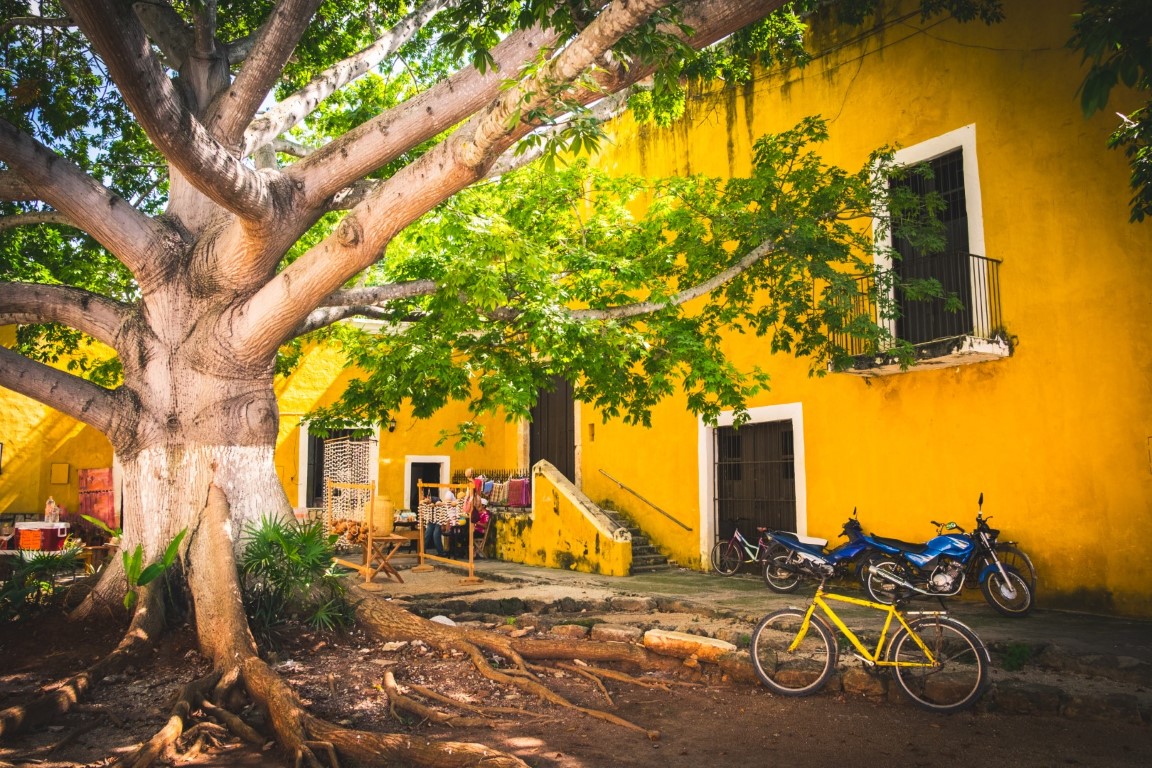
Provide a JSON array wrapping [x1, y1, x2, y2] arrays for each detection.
[[696, 402, 807, 566], [403, 454, 452, 509]]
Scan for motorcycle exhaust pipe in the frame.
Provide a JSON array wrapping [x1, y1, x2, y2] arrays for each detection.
[[868, 562, 935, 597]]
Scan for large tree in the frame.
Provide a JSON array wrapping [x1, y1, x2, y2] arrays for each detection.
[[0, 1, 1000, 765]]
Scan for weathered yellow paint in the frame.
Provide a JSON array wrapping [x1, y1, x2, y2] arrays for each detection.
[[0, 328, 114, 520], [491, 462, 631, 576], [581, 0, 1152, 616], [275, 341, 519, 509]]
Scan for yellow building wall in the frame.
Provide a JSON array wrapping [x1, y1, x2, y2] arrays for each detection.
[[274, 340, 518, 511], [492, 463, 631, 576], [0, 327, 115, 520], [582, 0, 1152, 616]]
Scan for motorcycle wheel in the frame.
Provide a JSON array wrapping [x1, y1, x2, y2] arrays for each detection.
[[981, 564, 1033, 617], [994, 544, 1037, 593], [762, 550, 802, 593], [864, 558, 904, 605], [854, 551, 884, 586], [709, 540, 742, 576]]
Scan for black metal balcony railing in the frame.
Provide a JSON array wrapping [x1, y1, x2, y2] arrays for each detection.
[[833, 252, 1002, 356]]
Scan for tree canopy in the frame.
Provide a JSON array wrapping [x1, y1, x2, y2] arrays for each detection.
[[0, 0, 995, 444], [1070, 0, 1152, 222]]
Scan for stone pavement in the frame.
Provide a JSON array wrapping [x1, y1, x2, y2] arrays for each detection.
[[354, 553, 1152, 723]]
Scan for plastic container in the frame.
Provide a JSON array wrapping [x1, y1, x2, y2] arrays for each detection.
[[15, 521, 70, 551]]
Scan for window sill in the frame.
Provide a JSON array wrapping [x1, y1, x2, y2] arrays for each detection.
[[833, 334, 1012, 378]]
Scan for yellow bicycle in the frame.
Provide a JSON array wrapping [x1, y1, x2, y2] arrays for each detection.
[[750, 578, 990, 713]]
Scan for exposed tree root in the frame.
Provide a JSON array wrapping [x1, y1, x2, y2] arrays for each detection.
[[383, 670, 494, 728], [408, 683, 553, 721], [552, 662, 615, 704], [115, 672, 220, 768], [199, 697, 266, 746], [0, 581, 164, 739]]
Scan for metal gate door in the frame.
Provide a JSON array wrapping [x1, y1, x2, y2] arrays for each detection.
[[714, 420, 796, 539]]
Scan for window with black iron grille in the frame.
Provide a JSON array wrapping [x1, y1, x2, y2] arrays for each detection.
[[715, 420, 796, 539], [890, 148, 973, 344]]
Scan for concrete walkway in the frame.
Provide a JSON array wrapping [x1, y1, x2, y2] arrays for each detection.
[[365, 554, 1152, 669]]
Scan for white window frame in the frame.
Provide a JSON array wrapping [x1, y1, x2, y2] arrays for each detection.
[[875, 124, 996, 339], [695, 402, 807, 566]]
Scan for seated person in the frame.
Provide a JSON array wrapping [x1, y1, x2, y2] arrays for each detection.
[[471, 500, 491, 558]]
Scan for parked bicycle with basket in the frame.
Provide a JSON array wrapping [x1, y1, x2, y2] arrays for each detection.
[[750, 577, 990, 713]]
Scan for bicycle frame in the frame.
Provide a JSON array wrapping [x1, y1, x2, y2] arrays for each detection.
[[728, 528, 772, 561], [792, 583, 940, 669]]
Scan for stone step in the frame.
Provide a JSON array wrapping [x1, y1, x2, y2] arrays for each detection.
[[594, 507, 672, 574], [630, 562, 673, 573]]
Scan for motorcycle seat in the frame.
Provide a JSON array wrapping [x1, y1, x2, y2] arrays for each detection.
[[769, 531, 829, 554], [871, 535, 931, 555]]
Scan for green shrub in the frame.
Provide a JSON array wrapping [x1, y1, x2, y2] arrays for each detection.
[[0, 548, 84, 621], [239, 516, 356, 646]]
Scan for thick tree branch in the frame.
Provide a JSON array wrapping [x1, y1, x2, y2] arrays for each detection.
[[0, 15, 74, 37], [242, 0, 457, 157], [133, 0, 194, 70], [292, 280, 439, 335], [236, 1, 669, 357], [63, 0, 275, 223], [209, 0, 324, 150], [271, 137, 314, 159], [0, 345, 119, 434], [0, 120, 171, 273], [0, 172, 36, 201], [0, 282, 131, 347], [0, 210, 74, 232], [288, 25, 560, 207]]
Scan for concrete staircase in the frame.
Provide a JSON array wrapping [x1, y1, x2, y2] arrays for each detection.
[[598, 507, 673, 574]]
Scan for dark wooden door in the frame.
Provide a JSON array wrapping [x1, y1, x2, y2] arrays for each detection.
[[714, 420, 796, 539], [529, 376, 576, 480]]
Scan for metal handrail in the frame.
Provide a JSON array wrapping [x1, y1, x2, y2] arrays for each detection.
[[598, 469, 693, 532]]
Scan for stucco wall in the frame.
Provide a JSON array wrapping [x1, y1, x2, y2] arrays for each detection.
[[0, 327, 115, 519], [581, 0, 1152, 616], [491, 462, 631, 576]]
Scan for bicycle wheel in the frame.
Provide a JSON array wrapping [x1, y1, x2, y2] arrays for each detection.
[[994, 543, 1037, 592], [709, 540, 741, 576], [981, 564, 1033, 617], [762, 549, 802, 593], [750, 609, 837, 696], [864, 557, 904, 604], [887, 615, 989, 713]]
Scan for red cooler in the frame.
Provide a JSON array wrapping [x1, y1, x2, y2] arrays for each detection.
[[16, 522, 70, 551]]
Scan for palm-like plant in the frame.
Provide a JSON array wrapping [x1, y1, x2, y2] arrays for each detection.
[[239, 517, 355, 646]]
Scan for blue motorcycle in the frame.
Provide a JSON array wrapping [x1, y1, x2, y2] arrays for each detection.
[[761, 511, 873, 593], [862, 493, 1034, 617]]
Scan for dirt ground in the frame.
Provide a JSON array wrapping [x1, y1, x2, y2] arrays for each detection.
[[1, 596, 1150, 768]]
